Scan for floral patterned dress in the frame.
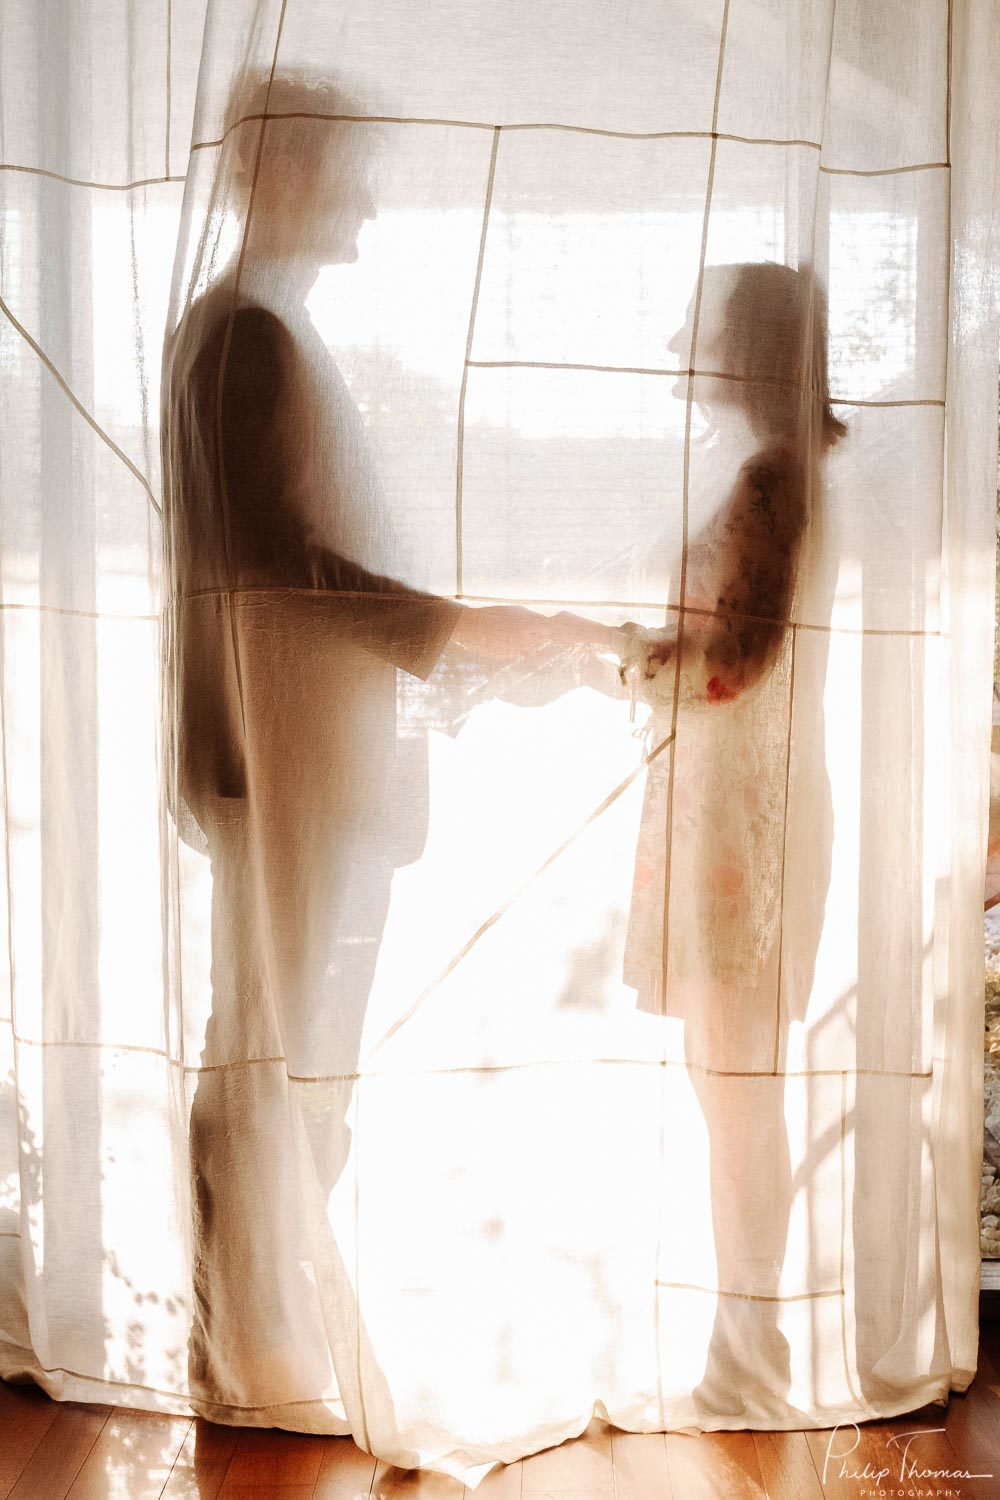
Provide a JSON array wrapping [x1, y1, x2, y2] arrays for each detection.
[[624, 443, 806, 1020]]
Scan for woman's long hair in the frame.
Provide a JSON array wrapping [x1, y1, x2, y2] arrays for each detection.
[[705, 261, 847, 452]]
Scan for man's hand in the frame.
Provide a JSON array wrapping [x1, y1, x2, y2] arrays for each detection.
[[451, 604, 625, 662], [450, 605, 554, 661]]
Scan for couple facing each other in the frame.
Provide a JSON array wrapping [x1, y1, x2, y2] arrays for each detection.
[[165, 65, 845, 984], [163, 65, 844, 1403]]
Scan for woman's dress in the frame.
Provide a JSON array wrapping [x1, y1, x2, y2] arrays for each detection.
[[623, 444, 807, 1062]]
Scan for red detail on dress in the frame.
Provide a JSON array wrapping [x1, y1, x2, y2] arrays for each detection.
[[706, 674, 739, 703]]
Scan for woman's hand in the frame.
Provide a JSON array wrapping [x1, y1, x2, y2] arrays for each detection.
[[636, 625, 678, 673], [617, 624, 677, 683]]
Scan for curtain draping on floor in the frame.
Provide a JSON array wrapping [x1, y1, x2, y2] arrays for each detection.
[[1, 0, 998, 1486]]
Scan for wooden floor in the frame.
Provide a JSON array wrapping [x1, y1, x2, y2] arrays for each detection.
[[4, 1318, 1000, 1500]]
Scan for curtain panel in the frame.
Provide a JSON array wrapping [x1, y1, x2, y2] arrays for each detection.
[[1, 0, 998, 1485]]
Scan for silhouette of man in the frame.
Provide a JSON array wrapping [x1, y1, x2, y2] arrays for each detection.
[[163, 68, 616, 1406]]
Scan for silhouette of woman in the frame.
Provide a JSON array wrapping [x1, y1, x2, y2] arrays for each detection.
[[621, 262, 846, 1418]]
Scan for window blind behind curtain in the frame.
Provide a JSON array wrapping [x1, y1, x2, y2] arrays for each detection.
[[0, 0, 998, 1484]]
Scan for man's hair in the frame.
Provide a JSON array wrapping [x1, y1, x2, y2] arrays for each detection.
[[221, 65, 371, 186], [223, 65, 367, 134]]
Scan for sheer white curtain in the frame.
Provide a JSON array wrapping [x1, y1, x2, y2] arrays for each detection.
[[1, 0, 998, 1485]]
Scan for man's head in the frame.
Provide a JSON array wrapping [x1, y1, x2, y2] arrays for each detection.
[[221, 67, 377, 269]]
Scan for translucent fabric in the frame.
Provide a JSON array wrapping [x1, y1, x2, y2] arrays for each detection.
[[1, 0, 998, 1486]]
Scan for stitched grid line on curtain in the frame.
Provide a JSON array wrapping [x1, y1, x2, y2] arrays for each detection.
[[0, 0, 998, 1485]]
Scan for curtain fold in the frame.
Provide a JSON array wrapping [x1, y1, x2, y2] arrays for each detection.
[[0, 0, 998, 1485]]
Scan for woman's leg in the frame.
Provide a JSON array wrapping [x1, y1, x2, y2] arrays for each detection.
[[685, 1012, 794, 1419]]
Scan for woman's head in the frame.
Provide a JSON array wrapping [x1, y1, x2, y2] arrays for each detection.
[[670, 262, 847, 451]]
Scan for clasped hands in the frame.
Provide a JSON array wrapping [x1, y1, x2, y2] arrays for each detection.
[[450, 602, 676, 685]]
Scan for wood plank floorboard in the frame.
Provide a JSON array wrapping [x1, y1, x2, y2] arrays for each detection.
[[609, 1428, 672, 1499], [313, 1436, 379, 1500], [64, 1407, 192, 1500], [6, 1402, 111, 1500], [6, 1316, 1000, 1497], [519, 1416, 614, 1495], [371, 1459, 464, 1497], [219, 1429, 328, 1492], [0, 1380, 66, 1498], [459, 1459, 521, 1500], [664, 1428, 766, 1499], [939, 1336, 1000, 1479], [160, 1420, 241, 1500], [751, 1430, 824, 1500]]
